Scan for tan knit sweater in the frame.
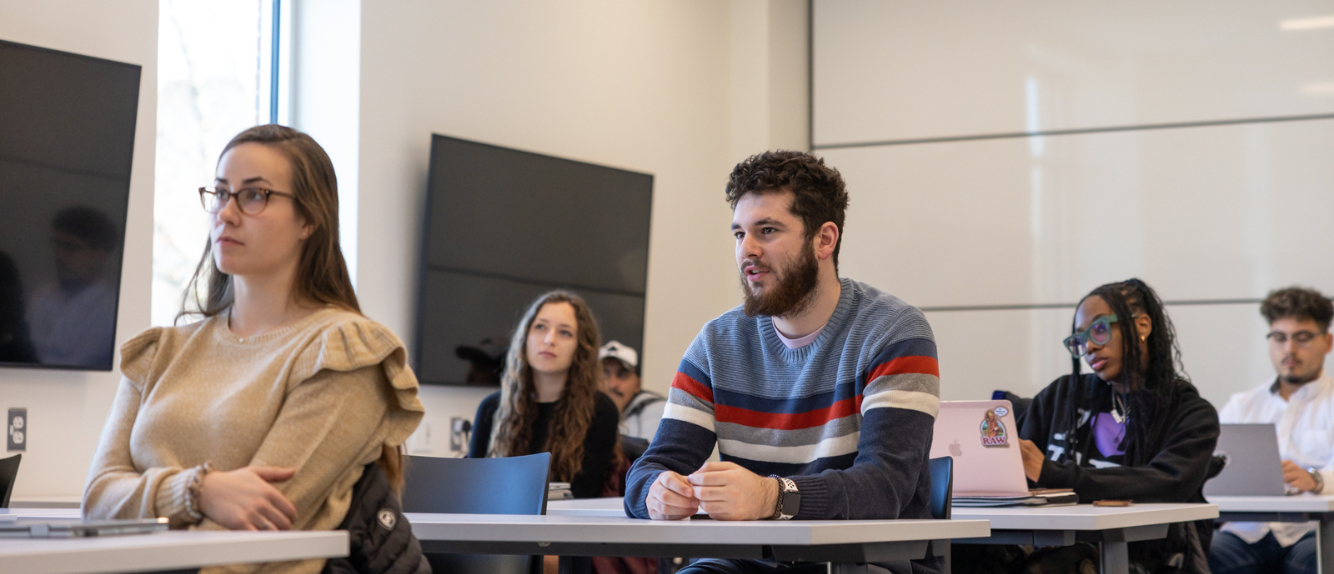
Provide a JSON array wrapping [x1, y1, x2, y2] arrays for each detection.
[[83, 308, 425, 574]]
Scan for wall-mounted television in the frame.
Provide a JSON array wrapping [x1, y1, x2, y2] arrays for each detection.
[[0, 39, 141, 371], [415, 135, 653, 386]]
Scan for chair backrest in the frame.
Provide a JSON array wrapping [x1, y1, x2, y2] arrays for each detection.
[[0, 453, 20, 508], [402, 452, 551, 515], [928, 456, 952, 520], [402, 453, 551, 574]]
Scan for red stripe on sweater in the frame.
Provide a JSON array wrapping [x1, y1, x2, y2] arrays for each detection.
[[671, 372, 714, 403], [866, 356, 940, 380], [715, 397, 858, 431]]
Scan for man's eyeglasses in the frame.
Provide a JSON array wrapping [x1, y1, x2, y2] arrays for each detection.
[[1062, 315, 1119, 358], [1266, 331, 1322, 345], [199, 186, 296, 216]]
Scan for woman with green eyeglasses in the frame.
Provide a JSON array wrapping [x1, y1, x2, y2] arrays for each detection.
[[1012, 278, 1220, 573]]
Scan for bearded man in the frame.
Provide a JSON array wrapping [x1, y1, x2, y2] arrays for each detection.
[[623, 151, 943, 574]]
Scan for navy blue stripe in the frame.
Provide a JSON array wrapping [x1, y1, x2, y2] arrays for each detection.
[[856, 338, 938, 389], [676, 358, 712, 388], [712, 381, 859, 414]]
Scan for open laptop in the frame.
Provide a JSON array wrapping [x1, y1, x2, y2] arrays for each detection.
[[930, 400, 1076, 506], [1204, 423, 1291, 497]]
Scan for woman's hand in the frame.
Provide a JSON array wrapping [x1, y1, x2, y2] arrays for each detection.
[[198, 465, 298, 530], [1020, 439, 1045, 482]]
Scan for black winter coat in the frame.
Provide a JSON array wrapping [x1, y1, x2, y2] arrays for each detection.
[[322, 463, 431, 574]]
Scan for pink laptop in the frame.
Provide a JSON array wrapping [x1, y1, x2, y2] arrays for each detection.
[[930, 400, 1030, 497]]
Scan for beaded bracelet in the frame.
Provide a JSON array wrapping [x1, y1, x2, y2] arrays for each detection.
[[183, 462, 213, 523]]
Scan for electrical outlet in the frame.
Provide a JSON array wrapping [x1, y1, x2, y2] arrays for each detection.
[[8, 408, 26, 451], [450, 417, 466, 452]]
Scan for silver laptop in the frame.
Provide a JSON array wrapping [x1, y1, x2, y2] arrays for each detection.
[[930, 400, 1029, 497], [1204, 423, 1290, 497], [0, 517, 168, 538]]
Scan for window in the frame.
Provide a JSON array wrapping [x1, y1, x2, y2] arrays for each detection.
[[153, 0, 289, 326]]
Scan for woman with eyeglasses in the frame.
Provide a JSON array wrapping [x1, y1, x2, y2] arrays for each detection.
[[1012, 278, 1220, 573], [83, 125, 427, 574]]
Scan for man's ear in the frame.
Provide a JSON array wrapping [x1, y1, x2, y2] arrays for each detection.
[[814, 222, 839, 260]]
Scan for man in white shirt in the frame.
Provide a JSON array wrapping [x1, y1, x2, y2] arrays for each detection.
[[599, 341, 665, 441], [1209, 287, 1334, 574]]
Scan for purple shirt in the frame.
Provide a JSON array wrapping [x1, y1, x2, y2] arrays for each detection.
[[1092, 412, 1127, 458]]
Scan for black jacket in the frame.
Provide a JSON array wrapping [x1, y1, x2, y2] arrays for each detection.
[[322, 463, 431, 574], [1018, 374, 1219, 574]]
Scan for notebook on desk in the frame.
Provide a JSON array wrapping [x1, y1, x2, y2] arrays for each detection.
[[0, 517, 168, 538], [931, 400, 1077, 507]]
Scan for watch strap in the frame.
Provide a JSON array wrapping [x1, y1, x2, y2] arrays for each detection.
[[770, 475, 798, 520]]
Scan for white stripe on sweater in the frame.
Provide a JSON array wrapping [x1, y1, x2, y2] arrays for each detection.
[[861, 389, 940, 417], [663, 401, 716, 433]]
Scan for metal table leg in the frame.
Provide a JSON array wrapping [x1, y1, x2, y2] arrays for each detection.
[[1320, 517, 1334, 574], [1098, 540, 1129, 574]]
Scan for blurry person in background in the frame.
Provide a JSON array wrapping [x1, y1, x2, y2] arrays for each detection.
[[1210, 287, 1334, 574], [600, 340, 665, 442], [0, 251, 37, 363], [29, 206, 119, 367]]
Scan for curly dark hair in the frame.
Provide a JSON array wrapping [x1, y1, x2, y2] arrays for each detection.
[[1261, 287, 1333, 333], [725, 150, 850, 268]]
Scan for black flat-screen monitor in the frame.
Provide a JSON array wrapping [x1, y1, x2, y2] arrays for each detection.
[[415, 135, 653, 386], [0, 39, 140, 371]]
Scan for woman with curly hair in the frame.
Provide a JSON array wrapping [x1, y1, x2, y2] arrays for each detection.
[[469, 290, 620, 500]]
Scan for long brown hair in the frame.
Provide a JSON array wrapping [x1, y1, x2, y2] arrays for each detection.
[[178, 124, 405, 490], [488, 291, 602, 482]]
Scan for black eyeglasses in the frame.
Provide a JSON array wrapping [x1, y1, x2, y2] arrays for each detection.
[[199, 186, 296, 215], [1267, 331, 1321, 345]]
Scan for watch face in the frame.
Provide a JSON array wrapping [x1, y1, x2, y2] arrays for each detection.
[[783, 492, 801, 517]]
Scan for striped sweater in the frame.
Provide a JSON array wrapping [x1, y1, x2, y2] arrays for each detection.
[[624, 278, 941, 521]]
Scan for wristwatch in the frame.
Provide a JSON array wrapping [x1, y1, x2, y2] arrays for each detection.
[[1307, 468, 1325, 494], [769, 476, 800, 520]]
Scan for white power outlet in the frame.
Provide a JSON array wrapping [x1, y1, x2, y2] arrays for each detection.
[[8, 408, 26, 451]]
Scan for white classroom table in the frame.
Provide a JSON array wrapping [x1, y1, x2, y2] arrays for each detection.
[[546, 499, 1216, 574], [951, 503, 1219, 574], [407, 511, 988, 574], [1211, 494, 1334, 573], [0, 528, 347, 574]]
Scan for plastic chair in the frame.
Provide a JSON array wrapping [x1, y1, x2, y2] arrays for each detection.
[[0, 453, 19, 507], [402, 453, 551, 574], [928, 456, 953, 520]]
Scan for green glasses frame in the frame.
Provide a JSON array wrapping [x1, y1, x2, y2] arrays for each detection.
[[1062, 315, 1119, 358]]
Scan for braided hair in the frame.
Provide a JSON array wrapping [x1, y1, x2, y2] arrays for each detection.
[[1059, 279, 1190, 467]]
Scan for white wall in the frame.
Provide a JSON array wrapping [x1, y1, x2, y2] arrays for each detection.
[[352, 0, 808, 455], [813, 1, 1334, 406], [0, 1, 157, 499]]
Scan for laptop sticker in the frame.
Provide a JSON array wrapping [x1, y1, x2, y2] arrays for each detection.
[[981, 407, 1008, 447]]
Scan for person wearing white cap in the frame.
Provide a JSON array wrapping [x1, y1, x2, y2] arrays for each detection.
[[600, 341, 666, 442]]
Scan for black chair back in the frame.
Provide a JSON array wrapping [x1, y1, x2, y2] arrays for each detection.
[[0, 453, 19, 507], [928, 456, 952, 520], [402, 453, 551, 574]]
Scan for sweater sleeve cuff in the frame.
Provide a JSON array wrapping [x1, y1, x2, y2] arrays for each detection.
[[624, 470, 661, 519], [789, 474, 831, 520], [1037, 458, 1077, 490], [153, 468, 199, 528]]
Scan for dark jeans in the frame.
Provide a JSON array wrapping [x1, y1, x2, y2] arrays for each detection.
[[1209, 530, 1316, 574]]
